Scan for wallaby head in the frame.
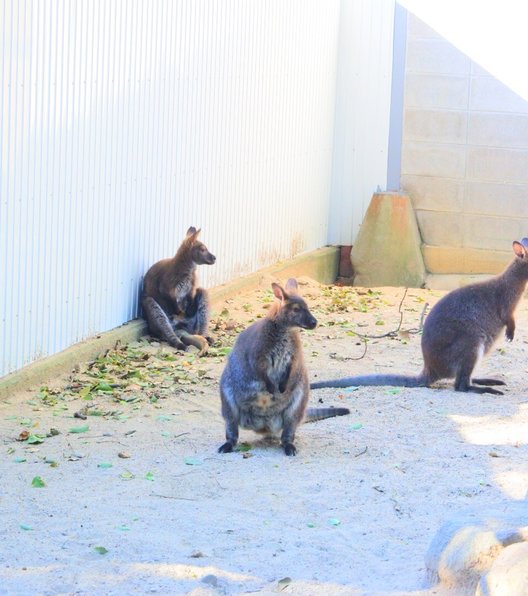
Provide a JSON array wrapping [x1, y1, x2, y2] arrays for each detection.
[[512, 238, 528, 273], [181, 226, 216, 266], [269, 278, 317, 330]]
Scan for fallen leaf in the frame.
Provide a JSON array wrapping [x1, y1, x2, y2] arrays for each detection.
[[94, 546, 108, 555], [69, 425, 89, 434], [31, 476, 46, 488]]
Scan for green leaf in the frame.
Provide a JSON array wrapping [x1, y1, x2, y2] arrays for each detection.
[[97, 462, 113, 469], [69, 425, 89, 433], [385, 388, 401, 395], [328, 518, 341, 526], [20, 524, 33, 531], [14, 457, 27, 463], [184, 457, 203, 466], [116, 524, 130, 531], [120, 470, 135, 480], [26, 434, 46, 444], [94, 546, 108, 555], [145, 471, 155, 481], [95, 381, 114, 393], [235, 442, 252, 452], [31, 476, 46, 488], [349, 423, 363, 431]]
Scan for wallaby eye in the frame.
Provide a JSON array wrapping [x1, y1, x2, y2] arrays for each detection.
[[291, 304, 300, 312]]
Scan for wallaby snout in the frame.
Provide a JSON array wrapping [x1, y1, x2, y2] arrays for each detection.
[[301, 312, 317, 330]]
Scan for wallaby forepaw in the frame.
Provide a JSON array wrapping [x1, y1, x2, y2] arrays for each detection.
[[283, 442, 297, 456], [205, 335, 216, 346], [218, 441, 234, 454]]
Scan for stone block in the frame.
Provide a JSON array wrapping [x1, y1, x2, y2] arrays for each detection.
[[425, 273, 493, 291], [465, 182, 528, 217], [467, 147, 528, 184], [468, 113, 528, 150], [404, 108, 467, 144], [402, 141, 466, 178], [351, 192, 426, 288], [470, 77, 528, 114], [402, 175, 464, 212], [406, 39, 470, 76], [405, 73, 469, 110], [422, 245, 510, 275], [463, 214, 528, 251], [415, 210, 463, 246]]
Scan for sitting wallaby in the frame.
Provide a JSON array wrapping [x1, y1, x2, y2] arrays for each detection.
[[142, 227, 215, 355], [311, 239, 528, 395], [218, 279, 350, 456]]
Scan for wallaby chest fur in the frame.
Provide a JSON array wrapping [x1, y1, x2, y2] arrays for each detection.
[[218, 279, 349, 456]]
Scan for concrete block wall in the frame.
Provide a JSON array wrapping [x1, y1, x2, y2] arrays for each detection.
[[401, 14, 528, 281]]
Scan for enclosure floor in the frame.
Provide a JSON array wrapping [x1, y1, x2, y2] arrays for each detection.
[[1, 278, 527, 595]]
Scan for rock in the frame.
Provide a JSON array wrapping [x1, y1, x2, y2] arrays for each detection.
[[201, 574, 218, 587], [425, 503, 528, 593], [477, 542, 528, 596]]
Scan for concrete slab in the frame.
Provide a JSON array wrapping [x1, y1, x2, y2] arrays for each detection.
[[352, 192, 426, 288]]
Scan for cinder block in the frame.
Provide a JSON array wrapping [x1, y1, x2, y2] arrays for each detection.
[[406, 39, 470, 76], [402, 141, 466, 178], [468, 113, 528, 149], [402, 175, 464, 212], [404, 108, 467, 144], [416, 210, 463, 246], [351, 192, 426, 288], [422, 245, 511, 274], [407, 15, 442, 40], [470, 77, 528, 114], [405, 74, 469, 110], [463, 214, 528, 251], [465, 182, 528, 217], [467, 147, 528, 184]]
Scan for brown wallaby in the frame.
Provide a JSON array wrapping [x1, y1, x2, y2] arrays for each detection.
[[142, 227, 216, 355], [311, 239, 528, 395], [218, 279, 350, 456]]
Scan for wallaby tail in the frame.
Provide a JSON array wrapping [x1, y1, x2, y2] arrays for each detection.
[[310, 373, 429, 390], [304, 407, 350, 423]]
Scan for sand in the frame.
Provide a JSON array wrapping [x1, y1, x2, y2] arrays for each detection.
[[1, 278, 527, 596]]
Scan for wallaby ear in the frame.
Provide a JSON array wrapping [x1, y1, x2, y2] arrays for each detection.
[[285, 278, 298, 295], [513, 240, 527, 259], [272, 283, 287, 302], [185, 227, 201, 243]]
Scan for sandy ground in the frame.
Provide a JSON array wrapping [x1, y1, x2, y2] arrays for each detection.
[[1, 277, 528, 596]]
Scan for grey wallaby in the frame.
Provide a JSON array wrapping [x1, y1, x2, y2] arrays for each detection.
[[142, 227, 216, 355], [218, 278, 350, 456], [311, 239, 528, 395]]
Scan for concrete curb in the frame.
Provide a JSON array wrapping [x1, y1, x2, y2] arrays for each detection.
[[0, 246, 339, 401]]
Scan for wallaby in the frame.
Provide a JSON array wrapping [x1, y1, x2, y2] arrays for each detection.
[[218, 279, 350, 456], [311, 239, 528, 395], [142, 227, 215, 355]]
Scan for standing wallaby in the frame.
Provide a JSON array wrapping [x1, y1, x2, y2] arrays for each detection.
[[218, 279, 349, 456], [142, 227, 215, 355], [311, 239, 528, 395]]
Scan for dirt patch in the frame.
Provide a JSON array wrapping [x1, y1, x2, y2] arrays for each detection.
[[1, 278, 528, 595]]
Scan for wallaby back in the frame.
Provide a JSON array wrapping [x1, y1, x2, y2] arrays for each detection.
[[218, 278, 349, 456], [311, 239, 528, 395]]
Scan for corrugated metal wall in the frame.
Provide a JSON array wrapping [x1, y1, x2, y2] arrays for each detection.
[[1, 0, 343, 376], [329, 0, 396, 245]]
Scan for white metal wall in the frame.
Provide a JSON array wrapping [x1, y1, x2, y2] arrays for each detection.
[[328, 0, 396, 245], [1, 0, 342, 376]]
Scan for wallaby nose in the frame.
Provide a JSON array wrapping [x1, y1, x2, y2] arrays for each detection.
[[209, 254, 216, 264], [307, 315, 317, 329]]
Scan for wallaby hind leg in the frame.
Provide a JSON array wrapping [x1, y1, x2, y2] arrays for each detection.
[[472, 378, 506, 386], [142, 297, 187, 351], [175, 288, 214, 343], [218, 387, 240, 453], [455, 368, 504, 395]]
